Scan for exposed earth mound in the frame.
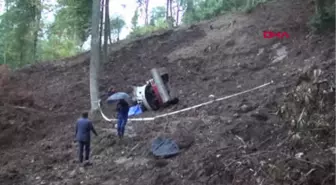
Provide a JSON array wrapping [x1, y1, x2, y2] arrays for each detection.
[[0, 0, 335, 184]]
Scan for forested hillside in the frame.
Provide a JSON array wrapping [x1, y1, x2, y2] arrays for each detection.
[[0, 0, 334, 68], [0, 0, 335, 185]]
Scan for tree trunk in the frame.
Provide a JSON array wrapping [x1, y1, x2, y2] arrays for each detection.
[[167, 0, 174, 28], [99, 0, 104, 50], [176, 8, 179, 26], [103, 0, 109, 64], [116, 18, 120, 42], [18, 24, 28, 66], [108, 33, 112, 45], [184, 0, 194, 24], [33, 0, 42, 62], [169, 0, 173, 19], [90, 0, 101, 111], [166, 0, 169, 20], [105, 0, 112, 45], [19, 49, 24, 67], [145, 0, 150, 25]]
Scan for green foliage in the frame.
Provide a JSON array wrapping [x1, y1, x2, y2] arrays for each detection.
[[243, 0, 268, 13], [0, 0, 41, 68], [0, 0, 88, 68], [126, 0, 273, 39], [37, 35, 81, 61], [2, 0, 333, 69], [308, 1, 335, 33], [110, 16, 126, 41], [127, 5, 169, 38], [131, 9, 140, 30], [50, 0, 93, 44], [129, 19, 169, 38], [181, 0, 268, 24], [150, 6, 166, 26]]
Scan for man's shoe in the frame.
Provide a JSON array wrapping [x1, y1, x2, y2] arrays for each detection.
[[83, 161, 93, 167]]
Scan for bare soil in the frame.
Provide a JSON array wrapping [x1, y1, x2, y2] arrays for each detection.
[[0, 0, 335, 184]]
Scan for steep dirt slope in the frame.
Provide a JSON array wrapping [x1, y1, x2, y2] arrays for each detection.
[[0, 0, 335, 184]]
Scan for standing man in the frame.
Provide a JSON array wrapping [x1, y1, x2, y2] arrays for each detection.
[[75, 112, 98, 165], [116, 99, 130, 139]]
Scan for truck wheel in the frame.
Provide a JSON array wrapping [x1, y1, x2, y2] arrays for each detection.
[[151, 100, 160, 111]]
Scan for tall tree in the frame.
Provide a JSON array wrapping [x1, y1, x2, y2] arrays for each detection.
[[166, 0, 174, 28], [110, 17, 126, 42], [131, 9, 139, 30], [89, 0, 101, 112], [135, 0, 149, 25], [32, 0, 42, 62], [52, 0, 93, 46], [150, 6, 166, 26], [0, 0, 42, 67], [181, 0, 196, 24], [0, 0, 83, 66], [99, 0, 104, 50], [103, 0, 110, 64], [144, 0, 150, 25], [166, 0, 169, 20], [175, 0, 186, 26], [169, 0, 173, 20], [106, 1, 112, 45]]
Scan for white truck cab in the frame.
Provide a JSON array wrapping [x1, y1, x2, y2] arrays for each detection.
[[132, 67, 178, 111]]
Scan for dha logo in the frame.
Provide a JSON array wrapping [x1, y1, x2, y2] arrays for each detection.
[[263, 31, 290, 39]]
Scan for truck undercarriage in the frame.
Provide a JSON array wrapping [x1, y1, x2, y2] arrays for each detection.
[[132, 67, 179, 111]]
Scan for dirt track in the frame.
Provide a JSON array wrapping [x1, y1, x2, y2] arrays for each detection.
[[0, 0, 335, 184]]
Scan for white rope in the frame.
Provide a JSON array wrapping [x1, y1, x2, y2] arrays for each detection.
[[99, 80, 274, 122]]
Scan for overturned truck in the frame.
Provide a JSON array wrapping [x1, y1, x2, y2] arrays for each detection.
[[132, 67, 179, 111]]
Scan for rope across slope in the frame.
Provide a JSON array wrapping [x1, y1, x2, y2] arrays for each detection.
[[98, 80, 274, 122]]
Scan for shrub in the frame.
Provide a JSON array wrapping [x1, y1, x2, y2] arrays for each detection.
[[309, 1, 335, 32]]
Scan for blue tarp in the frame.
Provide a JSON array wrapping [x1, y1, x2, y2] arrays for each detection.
[[128, 104, 143, 117], [151, 137, 180, 158]]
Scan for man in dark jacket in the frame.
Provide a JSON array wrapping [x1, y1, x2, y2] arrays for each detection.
[[106, 87, 116, 97], [116, 99, 130, 138], [75, 112, 98, 164], [99, 87, 116, 107]]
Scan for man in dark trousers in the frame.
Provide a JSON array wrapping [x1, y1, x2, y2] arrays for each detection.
[[75, 112, 98, 165], [116, 99, 130, 139]]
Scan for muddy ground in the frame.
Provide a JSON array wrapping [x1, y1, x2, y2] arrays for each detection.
[[0, 0, 335, 184]]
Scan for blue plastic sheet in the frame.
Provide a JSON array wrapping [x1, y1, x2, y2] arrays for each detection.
[[128, 104, 143, 117], [151, 137, 180, 158]]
